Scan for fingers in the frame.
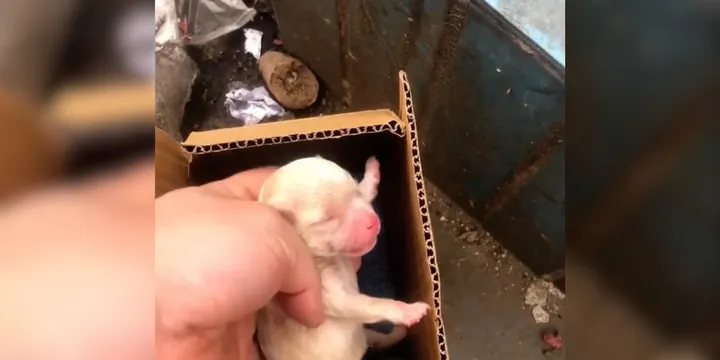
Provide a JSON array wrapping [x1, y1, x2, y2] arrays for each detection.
[[157, 199, 325, 329], [202, 167, 278, 200]]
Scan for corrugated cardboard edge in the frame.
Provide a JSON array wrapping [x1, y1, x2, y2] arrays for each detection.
[[398, 71, 448, 359], [182, 109, 406, 153], [155, 126, 191, 198]]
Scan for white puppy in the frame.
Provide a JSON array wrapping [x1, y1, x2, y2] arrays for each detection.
[[257, 156, 430, 360]]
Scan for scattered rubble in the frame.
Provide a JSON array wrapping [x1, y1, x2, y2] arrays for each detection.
[[457, 230, 481, 244], [541, 327, 562, 355], [524, 279, 565, 323]]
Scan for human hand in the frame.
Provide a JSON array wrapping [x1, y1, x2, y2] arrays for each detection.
[[155, 168, 325, 360], [0, 160, 155, 360]]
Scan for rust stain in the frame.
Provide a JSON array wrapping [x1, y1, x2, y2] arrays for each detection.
[[357, 0, 398, 70], [358, 0, 374, 34], [336, 0, 351, 100], [400, 0, 425, 69], [419, 0, 470, 146], [482, 123, 565, 221]]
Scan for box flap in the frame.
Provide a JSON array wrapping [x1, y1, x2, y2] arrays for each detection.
[[155, 126, 190, 197], [182, 109, 405, 151], [396, 70, 449, 359]]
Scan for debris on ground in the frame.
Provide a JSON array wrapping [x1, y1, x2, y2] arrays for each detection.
[[182, 12, 346, 135], [426, 184, 517, 275], [243, 28, 263, 59], [524, 278, 565, 323], [224, 81, 286, 126], [531, 305, 550, 323], [540, 327, 562, 355], [258, 51, 320, 110], [457, 230, 481, 244]]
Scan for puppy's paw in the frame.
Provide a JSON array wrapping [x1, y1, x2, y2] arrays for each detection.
[[400, 302, 430, 326], [385, 301, 430, 327]]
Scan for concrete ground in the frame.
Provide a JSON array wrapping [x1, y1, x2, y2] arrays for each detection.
[[427, 183, 713, 360], [426, 183, 565, 359]]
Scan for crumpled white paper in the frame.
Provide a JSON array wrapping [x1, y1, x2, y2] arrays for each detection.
[[244, 28, 263, 59], [224, 82, 285, 126]]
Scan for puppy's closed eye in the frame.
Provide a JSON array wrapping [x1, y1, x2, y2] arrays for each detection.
[[310, 217, 340, 228]]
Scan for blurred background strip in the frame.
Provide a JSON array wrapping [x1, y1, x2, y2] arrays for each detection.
[[0, 0, 154, 186]]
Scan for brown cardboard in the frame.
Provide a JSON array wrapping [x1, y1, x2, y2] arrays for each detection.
[[154, 126, 190, 197], [154, 71, 448, 360]]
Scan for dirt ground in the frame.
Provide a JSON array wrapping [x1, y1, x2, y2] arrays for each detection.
[[426, 182, 565, 359]]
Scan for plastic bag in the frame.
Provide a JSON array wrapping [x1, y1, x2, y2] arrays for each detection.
[[175, 0, 257, 45], [156, 0, 180, 46]]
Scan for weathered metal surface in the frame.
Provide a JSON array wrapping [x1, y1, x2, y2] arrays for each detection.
[[274, 0, 566, 274], [418, 1, 565, 274]]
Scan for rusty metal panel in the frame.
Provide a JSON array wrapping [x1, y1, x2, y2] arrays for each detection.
[[418, 1, 565, 273], [483, 149, 565, 274]]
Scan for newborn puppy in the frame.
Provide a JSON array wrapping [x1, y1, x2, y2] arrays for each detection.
[[257, 156, 430, 360]]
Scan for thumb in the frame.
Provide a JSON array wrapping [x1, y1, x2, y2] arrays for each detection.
[[204, 168, 325, 326], [201, 167, 277, 200]]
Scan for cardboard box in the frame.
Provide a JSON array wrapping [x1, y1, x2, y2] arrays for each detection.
[[155, 71, 448, 360]]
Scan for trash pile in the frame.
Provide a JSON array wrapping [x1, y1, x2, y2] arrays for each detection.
[[155, 0, 325, 138]]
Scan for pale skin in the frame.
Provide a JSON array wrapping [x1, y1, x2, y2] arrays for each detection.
[[0, 160, 324, 360]]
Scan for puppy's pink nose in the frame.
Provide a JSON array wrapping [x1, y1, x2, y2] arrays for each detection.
[[361, 213, 380, 233]]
